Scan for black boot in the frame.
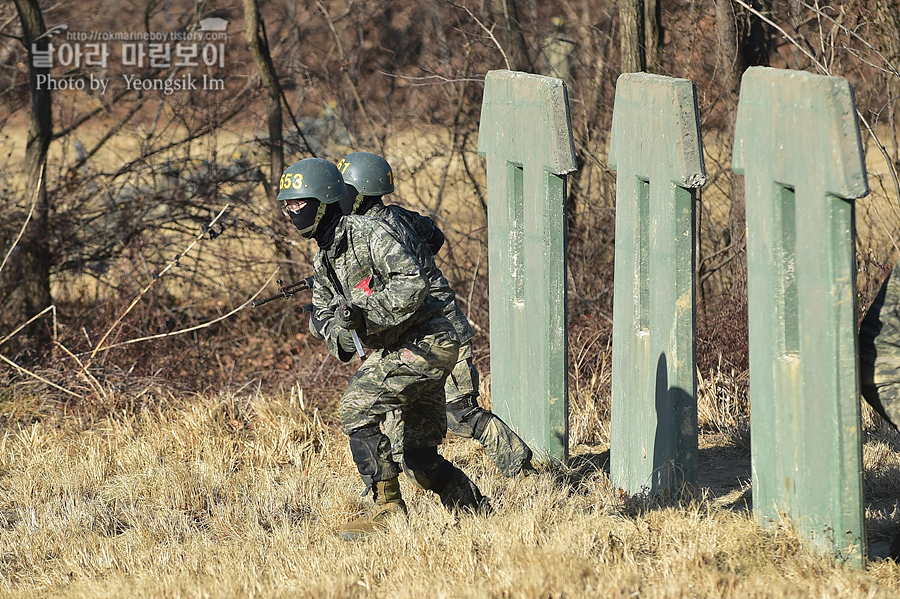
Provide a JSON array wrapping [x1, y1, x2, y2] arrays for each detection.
[[436, 465, 492, 514], [403, 447, 492, 514]]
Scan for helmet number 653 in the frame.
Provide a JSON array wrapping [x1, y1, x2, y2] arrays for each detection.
[[280, 173, 303, 190]]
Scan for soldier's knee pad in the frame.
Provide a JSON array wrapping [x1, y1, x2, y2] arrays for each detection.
[[471, 410, 495, 440], [348, 426, 401, 482], [473, 412, 534, 477]]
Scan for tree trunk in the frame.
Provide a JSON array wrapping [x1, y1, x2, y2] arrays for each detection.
[[488, 0, 531, 72], [11, 0, 52, 344], [243, 0, 301, 281], [740, 0, 769, 69], [243, 0, 283, 208], [643, 0, 660, 72], [620, 0, 645, 73], [715, 0, 748, 295], [715, 0, 742, 97], [876, 1, 900, 170]]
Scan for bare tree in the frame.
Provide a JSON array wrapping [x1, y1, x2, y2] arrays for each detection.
[[488, 0, 531, 72], [619, 0, 662, 74], [644, 0, 661, 72], [620, 0, 642, 73], [715, 0, 769, 295], [10, 0, 52, 344], [716, 0, 743, 96], [243, 0, 283, 208]]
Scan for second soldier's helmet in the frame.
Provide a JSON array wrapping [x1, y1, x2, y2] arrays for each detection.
[[278, 158, 347, 238], [337, 152, 394, 215]]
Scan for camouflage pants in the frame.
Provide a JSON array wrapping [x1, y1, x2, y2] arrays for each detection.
[[444, 342, 480, 405], [859, 268, 900, 429], [340, 317, 459, 483], [386, 343, 534, 477]]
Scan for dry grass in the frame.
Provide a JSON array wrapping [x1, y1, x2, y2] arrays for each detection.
[[0, 389, 897, 599]]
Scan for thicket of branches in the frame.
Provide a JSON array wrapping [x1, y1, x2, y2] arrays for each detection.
[[1, 0, 899, 438]]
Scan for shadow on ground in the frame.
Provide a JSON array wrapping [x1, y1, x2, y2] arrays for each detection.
[[564, 438, 899, 562], [565, 441, 752, 510], [698, 443, 752, 511]]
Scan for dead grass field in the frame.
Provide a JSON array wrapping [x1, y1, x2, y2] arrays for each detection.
[[0, 390, 898, 599]]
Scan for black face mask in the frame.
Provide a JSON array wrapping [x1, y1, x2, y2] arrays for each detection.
[[286, 199, 324, 238], [339, 185, 361, 215], [313, 202, 344, 249]]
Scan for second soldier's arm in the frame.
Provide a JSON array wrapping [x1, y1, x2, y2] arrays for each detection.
[[411, 211, 444, 254], [398, 208, 444, 255], [426, 226, 444, 255]]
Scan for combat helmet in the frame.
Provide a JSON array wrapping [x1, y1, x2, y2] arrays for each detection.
[[336, 152, 394, 215], [278, 158, 347, 238]]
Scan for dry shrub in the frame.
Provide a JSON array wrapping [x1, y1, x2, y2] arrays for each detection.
[[568, 326, 612, 448], [697, 364, 750, 450], [2, 1, 900, 594]]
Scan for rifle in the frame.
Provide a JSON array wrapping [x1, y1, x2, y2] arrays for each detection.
[[251, 276, 315, 307], [253, 274, 365, 359]]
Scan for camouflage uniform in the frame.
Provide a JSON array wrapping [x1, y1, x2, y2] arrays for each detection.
[[859, 267, 900, 562], [282, 158, 487, 537], [859, 267, 900, 429], [340, 316, 459, 451], [367, 202, 534, 476], [310, 214, 463, 487]]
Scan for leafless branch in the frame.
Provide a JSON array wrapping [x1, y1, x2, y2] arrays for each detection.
[[732, 0, 826, 72], [0, 352, 82, 398], [448, 1, 511, 70], [86, 269, 278, 354], [0, 168, 42, 276], [377, 72, 486, 86], [84, 205, 232, 369], [315, 0, 384, 153], [734, 0, 900, 211], [0, 304, 53, 349]]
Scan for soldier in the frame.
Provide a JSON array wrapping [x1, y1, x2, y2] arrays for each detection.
[[860, 268, 900, 430], [277, 158, 489, 541], [336, 151, 535, 477], [858, 267, 900, 561]]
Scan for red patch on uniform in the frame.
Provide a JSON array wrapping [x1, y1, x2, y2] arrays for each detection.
[[355, 275, 374, 296]]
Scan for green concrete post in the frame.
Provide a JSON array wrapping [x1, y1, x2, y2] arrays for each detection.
[[608, 73, 704, 495], [733, 66, 868, 567], [477, 70, 577, 462]]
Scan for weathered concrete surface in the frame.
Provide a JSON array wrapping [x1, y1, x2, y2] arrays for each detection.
[[733, 66, 869, 567], [608, 73, 705, 496], [477, 70, 577, 462]]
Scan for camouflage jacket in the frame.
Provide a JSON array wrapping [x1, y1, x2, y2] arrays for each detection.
[[366, 203, 475, 345], [859, 267, 900, 429], [309, 214, 456, 358], [382, 203, 443, 254]]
